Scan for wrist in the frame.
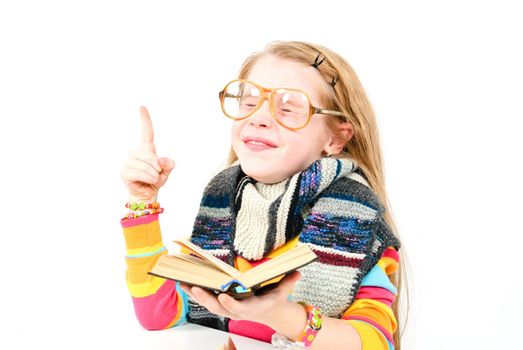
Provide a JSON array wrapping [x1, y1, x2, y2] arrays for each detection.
[[271, 302, 323, 350], [128, 195, 158, 204], [263, 300, 307, 340]]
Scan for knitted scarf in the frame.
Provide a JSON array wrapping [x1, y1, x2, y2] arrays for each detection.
[[187, 157, 400, 332]]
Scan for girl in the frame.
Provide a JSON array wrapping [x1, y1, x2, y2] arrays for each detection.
[[120, 40, 405, 350]]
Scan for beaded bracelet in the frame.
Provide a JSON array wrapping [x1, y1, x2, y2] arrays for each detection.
[[271, 303, 323, 350], [123, 207, 164, 220], [125, 201, 161, 211], [297, 302, 322, 348], [122, 201, 164, 221]]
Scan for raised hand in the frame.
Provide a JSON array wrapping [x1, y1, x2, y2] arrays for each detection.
[[121, 106, 175, 203]]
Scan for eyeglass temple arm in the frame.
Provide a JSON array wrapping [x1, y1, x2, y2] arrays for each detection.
[[313, 107, 346, 118]]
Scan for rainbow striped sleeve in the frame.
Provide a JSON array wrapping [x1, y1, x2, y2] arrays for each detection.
[[342, 246, 400, 350], [121, 214, 188, 330]]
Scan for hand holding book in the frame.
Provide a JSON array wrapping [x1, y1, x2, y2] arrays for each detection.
[[179, 269, 303, 330]]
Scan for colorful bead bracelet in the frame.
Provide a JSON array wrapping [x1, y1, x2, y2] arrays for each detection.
[[123, 207, 164, 220], [296, 302, 322, 348], [271, 302, 323, 349], [125, 201, 161, 210], [122, 201, 164, 221]]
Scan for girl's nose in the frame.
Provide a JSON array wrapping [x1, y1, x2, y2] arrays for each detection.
[[248, 99, 274, 128]]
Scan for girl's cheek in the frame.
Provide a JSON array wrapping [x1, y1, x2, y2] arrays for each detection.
[[231, 121, 245, 136], [230, 125, 240, 142]]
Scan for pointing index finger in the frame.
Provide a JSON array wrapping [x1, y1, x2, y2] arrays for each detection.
[[140, 106, 156, 153]]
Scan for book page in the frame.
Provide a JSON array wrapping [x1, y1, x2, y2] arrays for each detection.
[[241, 245, 317, 288], [171, 252, 226, 270], [173, 238, 244, 281], [150, 254, 232, 291], [159, 239, 318, 292]]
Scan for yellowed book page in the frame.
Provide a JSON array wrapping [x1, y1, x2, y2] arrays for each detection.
[[242, 253, 315, 287], [251, 246, 317, 275], [172, 253, 224, 270], [150, 255, 232, 291], [154, 255, 229, 282], [246, 244, 310, 274], [173, 238, 244, 280], [241, 246, 317, 287]]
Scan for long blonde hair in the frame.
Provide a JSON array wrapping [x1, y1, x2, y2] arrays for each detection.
[[225, 40, 409, 349]]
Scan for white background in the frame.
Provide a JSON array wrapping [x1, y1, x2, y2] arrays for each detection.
[[1, 1, 522, 349]]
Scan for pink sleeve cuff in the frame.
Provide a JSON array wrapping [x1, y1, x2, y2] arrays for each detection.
[[121, 213, 159, 228]]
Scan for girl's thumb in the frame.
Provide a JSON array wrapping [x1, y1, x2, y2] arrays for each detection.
[[158, 157, 175, 176]]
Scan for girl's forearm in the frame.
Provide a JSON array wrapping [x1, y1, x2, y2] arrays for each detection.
[[266, 300, 362, 350]]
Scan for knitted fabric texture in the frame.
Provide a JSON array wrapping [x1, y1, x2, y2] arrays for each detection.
[[234, 178, 290, 260], [187, 157, 400, 330]]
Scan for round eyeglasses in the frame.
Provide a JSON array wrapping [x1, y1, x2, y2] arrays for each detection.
[[218, 79, 346, 131]]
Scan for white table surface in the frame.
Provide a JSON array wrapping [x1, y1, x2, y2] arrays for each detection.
[[120, 323, 275, 350], [3, 322, 274, 350]]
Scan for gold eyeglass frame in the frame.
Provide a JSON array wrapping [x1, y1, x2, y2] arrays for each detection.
[[219, 79, 346, 131]]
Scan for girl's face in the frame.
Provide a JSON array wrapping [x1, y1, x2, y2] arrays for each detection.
[[231, 55, 335, 184]]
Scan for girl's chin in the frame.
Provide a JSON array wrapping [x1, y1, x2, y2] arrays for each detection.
[[239, 162, 286, 184]]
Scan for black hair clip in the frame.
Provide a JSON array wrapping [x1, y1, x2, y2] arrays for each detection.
[[311, 53, 326, 69], [330, 75, 339, 88]]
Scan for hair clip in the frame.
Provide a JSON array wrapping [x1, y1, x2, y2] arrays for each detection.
[[330, 75, 339, 87], [311, 53, 326, 69]]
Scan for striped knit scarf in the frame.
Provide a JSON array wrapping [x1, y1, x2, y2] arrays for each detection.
[[187, 157, 400, 331]]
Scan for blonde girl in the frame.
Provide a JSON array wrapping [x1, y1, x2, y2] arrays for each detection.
[[120, 40, 406, 350]]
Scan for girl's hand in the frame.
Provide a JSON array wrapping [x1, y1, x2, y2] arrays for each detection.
[[180, 271, 302, 326], [121, 106, 175, 202]]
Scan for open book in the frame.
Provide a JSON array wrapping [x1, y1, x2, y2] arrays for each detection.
[[148, 238, 318, 299]]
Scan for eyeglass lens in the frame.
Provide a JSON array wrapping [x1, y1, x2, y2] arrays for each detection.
[[222, 81, 310, 129]]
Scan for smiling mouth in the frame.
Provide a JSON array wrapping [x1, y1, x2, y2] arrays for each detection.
[[243, 138, 277, 151], [246, 140, 273, 146], [242, 137, 277, 148]]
